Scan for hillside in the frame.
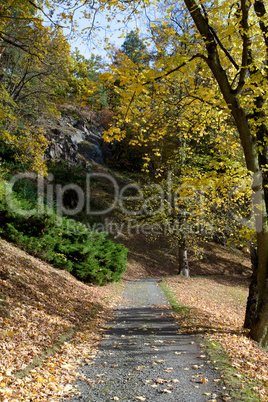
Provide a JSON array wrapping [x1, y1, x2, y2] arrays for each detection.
[[0, 239, 122, 400], [120, 233, 252, 281], [1, 231, 268, 401]]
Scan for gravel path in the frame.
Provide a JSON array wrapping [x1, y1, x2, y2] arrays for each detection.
[[65, 279, 228, 401]]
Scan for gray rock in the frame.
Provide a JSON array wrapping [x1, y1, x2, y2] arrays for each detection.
[[71, 130, 85, 145], [78, 141, 104, 165], [45, 112, 105, 165]]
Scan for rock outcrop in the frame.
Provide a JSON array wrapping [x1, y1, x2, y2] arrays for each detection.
[[42, 106, 108, 166]]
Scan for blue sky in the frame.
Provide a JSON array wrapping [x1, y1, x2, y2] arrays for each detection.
[[57, 3, 146, 61]]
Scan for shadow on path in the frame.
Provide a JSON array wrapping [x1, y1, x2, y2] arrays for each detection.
[[64, 279, 229, 401]]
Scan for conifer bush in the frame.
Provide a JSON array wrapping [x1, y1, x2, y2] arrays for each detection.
[[0, 198, 127, 285]]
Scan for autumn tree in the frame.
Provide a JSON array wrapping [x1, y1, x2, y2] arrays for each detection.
[[175, 0, 268, 348], [64, 49, 108, 109], [79, 0, 268, 347], [0, 1, 72, 172]]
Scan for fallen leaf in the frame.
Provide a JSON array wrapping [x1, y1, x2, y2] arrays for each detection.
[[201, 378, 208, 384]]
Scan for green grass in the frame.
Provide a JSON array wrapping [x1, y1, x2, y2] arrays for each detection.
[[160, 282, 191, 315], [202, 338, 263, 401]]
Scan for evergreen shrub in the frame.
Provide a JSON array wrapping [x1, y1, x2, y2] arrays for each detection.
[[0, 197, 127, 285]]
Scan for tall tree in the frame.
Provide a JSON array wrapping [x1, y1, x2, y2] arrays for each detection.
[[179, 0, 268, 348], [0, 1, 71, 172], [121, 30, 148, 65], [95, 0, 268, 347], [65, 49, 107, 109]]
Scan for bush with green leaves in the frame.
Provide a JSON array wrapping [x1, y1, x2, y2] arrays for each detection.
[[0, 197, 127, 285], [0, 162, 6, 202]]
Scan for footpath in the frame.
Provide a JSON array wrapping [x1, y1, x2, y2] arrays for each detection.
[[64, 279, 229, 401]]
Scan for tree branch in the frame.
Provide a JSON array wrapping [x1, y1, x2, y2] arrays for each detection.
[[254, 0, 268, 59], [27, 0, 63, 28], [146, 54, 207, 84], [17, 90, 53, 102], [0, 31, 49, 64], [232, 0, 251, 95], [183, 0, 259, 173], [208, 25, 239, 70]]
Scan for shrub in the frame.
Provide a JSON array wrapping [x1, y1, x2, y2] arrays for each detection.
[[0, 196, 127, 285]]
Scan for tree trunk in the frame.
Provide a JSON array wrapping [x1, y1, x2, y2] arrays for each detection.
[[249, 288, 268, 348], [248, 231, 268, 347], [178, 213, 189, 277], [244, 246, 258, 329], [178, 231, 189, 277], [178, 247, 189, 277]]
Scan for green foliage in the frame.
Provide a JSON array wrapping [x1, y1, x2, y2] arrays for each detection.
[[65, 49, 108, 109], [0, 195, 127, 286], [0, 162, 6, 202], [121, 30, 148, 65]]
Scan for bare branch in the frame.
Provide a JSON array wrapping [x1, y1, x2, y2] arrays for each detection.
[[27, 0, 63, 28]]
